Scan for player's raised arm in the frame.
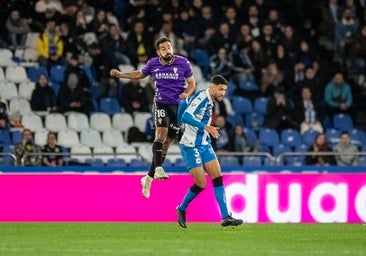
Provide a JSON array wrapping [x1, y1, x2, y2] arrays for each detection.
[[110, 69, 147, 80], [180, 76, 196, 100]]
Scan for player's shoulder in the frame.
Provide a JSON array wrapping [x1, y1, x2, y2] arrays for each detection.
[[174, 55, 191, 64]]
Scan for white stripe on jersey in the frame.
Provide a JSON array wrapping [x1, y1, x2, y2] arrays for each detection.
[[180, 89, 214, 147]]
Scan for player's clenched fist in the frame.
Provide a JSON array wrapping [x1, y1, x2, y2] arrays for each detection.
[[110, 69, 120, 78]]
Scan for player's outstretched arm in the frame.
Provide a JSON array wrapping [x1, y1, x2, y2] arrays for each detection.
[[110, 69, 146, 80], [180, 76, 196, 99]]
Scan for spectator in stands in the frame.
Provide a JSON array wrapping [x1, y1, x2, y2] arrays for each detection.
[[260, 61, 284, 96], [42, 131, 63, 166], [87, 9, 110, 40], [101, 24, 131, 68], [318, 0, 341, 44], [195, 4, 219, 47], [265, 87, 299, 132], [37, 18, 65, 70], [64, 55, 91, 95], [305, 133, 337, 166], [279, 25, 300, 60], [235, 23, 253, 48], [206, 22, 235, 56], [87, 42, 106, 81], [333, 131, 359, 166], [72, 9, 89, 37], [13, 128, 42, 166], [258, 22, 277, 59], [0, 101, 11, 130], [57, 73, 88, 114], [155, 20, 187, 56], [59, 21, 87, 59], [211, 115, 233, 152], [294, 87, 325, 134], [34, 0, 63, 26], [232, 124, 251, 153], [5, 9, 30, 50], [346, 24, 366, 76], [120, 79, 149, 114], [291, 67, 322, 101], [30, 74, 58, 113], [222, 5, 241, 41], [98, 77, 123, 99], [208, 47, 232, 81], [334, 7, 358, 55], [125, 19, 153, 68], [243, 4, 261, 38], [173, 8, 198, 53], [296, 40, 320, 72], [231, 42, 256, 86], [248, 39, 268, 82], [324, 71, 353, 118]]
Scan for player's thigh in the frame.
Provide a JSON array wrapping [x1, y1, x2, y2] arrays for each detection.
[[189, 167, 206, 188], [154, 126, 168, 141], [154, 102, 172, 128], [204, 159, 222, 180], [179, 144, 203, 170]]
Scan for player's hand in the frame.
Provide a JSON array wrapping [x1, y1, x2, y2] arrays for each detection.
[[110, 69, 120, 78], [204, 126, 220, 139], [179, 92, 188, 100]]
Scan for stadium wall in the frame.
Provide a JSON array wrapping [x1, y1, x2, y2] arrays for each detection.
[[0, 167, 365, 223]]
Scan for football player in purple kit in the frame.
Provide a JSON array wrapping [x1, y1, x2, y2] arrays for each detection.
[[110, 37, 196, 199]]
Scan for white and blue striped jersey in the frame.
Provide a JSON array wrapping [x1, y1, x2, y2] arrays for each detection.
[[179, 89, 214, 147]]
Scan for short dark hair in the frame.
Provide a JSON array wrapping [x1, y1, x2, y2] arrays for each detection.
[[154, 37, 171, 50], [210, 75, 228, 86]]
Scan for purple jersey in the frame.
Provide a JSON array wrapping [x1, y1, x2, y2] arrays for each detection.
[[141, 55, 193, 104]]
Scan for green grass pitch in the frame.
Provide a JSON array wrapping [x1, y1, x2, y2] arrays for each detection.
[[0, 223, 365, 256]]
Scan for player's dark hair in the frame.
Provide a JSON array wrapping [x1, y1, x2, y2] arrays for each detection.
[[210, 75, 228, 86], [154, 37, 171, 50]]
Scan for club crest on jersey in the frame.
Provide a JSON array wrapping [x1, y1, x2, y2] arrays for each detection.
[[173, 67, 178, 73], [158, 118, 163, 124], [191, 102, 197, 107]]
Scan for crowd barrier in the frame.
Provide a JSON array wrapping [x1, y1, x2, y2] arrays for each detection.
[[0, 167, 365, 223]]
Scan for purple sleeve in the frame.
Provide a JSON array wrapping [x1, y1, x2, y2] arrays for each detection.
[[141, 60, 151, 76], [184, 59, 193, 78]]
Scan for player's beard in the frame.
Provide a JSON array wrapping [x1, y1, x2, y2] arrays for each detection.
[[161, 54, 173, 63]]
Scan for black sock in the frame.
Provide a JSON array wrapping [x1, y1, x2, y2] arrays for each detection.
[[147, 155, 166, 178], [152, 140, 163, 168]]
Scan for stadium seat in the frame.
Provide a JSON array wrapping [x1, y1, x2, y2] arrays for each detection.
[[112, 113, 134, 134], [5, 66, 28, 84], [45, 113, 67, 132], [117, 64, 135, 84], [254, 97, 269, 115], [18, 81, 35, 100], [0, 130, 12, 147], [48, 82, 60, 95], [34, 129, 49, 146], [239, 81, 259, 91], [226, 82, 237, 98], [27, 66, 48, 82], [164, 144, 182, 163], [272, 144, 292, 165], [280, 129, 302, 148], [325, 128, 341, 146], [242, 156, 262, 166], [226, 114, 244, 127], [302, 130, 319, 146], [219, 156, 240, 166], [70, 144, 91, 163], [231, 96, 253, 116], [8, 98, 32, 115], [67, 112, 89, 132], [57, 129, 80, 148], [93, 145, 114, 163], [0, 82, 18, 101], [11, 130, 23, 144], [80, 129, 103, 148], [245, 112, 265, 130], [102, 130, 124, 148], [133, 112, 152, 133], [243, 128, 257, 147], [21, 113, 44, 132], [192, 64, 205, 84], [135, 143, 152, 162], [50, 65, 66, 84], [115, 144, 138, 163], [259, 128, 280, 148], [107, 158, 127, 167], [90, 112, 112, 132], [333, 113, 354, 131], [349, 128, 366, 148], [174, 157, 186, 167], [85, 157, 105, 167], [0, 48, 15, 67], [1, 144, 15, 166], [129, 157, 149, 167], [189, 49, 210, 79], [99, 97, 121, 115], [0, 67, 5, 81]]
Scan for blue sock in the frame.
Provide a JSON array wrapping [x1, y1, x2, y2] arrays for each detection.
[[214, 186, 229, 219], [179, 189, 197, 211]]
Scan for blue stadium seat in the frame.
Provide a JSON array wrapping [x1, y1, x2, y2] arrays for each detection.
[[325, 128, 341, 146], [242, 156, 262, 166], [129, 158, 149, 167], [254, 97, 269, 115], [0, 130, 12, 147], [245, 112, 264, 130], [281, 129, 302, 148], [302, 130, 319, 146], [99, 97, 121, 115], [11, 130, 23, 144], [243, 128, 257, 147], [48, 82, 60, 95], [219, 156, 240, 166], [239, 81, 259, 91], [85, 158, 105, 167], [227, 82, 237, 98], [174, 157, 186, 167], [1, 144, 15, 166], [189, 49, 210, 78], [231, 96, 253, 116], [107, 158, 127, 167], [333, 113, 354, 131], [349, 128, 366, 148], [50, 65, 66, 84], [272, 144, 292, 157], [259, 128, 280, 147], [226, 114, 244, 127], [81, 65, 96, 85], [27, 66, 48, 82]]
